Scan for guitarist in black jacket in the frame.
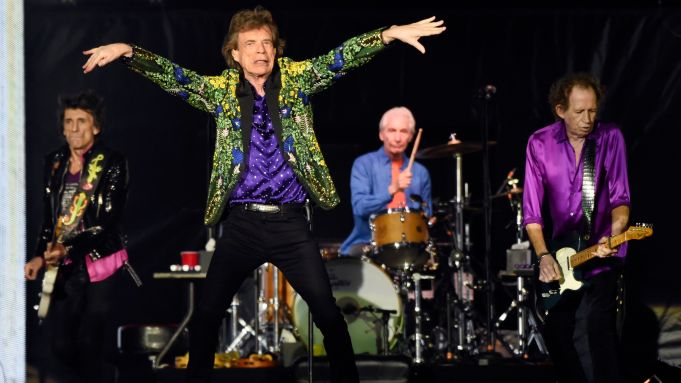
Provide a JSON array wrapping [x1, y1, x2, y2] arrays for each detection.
[[522, 73, 631, 383], [24, 90, 130, 383]]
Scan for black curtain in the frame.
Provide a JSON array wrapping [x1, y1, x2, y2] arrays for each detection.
[[25, 1, 680, 375]]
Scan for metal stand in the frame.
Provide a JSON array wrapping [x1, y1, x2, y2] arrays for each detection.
[[272, 266, 280, 354], [258, 263, 283, 354], [446, 144, 476, 358], [305, 202, 314, 383], [225, 318, 256, 353], [495, 274, 547, 357], [255, 267, 263, 355], [479, 87, 496, 354], [412, 272, 435, 363], [494, 178, 547, 358], [154, 280, 195, 368]]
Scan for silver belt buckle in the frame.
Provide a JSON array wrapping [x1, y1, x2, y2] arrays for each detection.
[[251, 203, 280, 213]]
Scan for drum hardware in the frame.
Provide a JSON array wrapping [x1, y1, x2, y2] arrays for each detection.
[[222, 270, 271, 356], [411, 272, 435, 364], [292, 257, 404, 356], [260, 262, 300, 355], [225, 318, 257, 354], [495, 270, 548, 358], [494, 182, 548, 358], [417, 133, 488, 360], [353, 305, 398, 356], [223, 263, 294, 357], [272, 265, 281, 354]]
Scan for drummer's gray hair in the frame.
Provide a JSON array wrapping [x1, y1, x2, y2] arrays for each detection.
[[378, 106, 416, 134]]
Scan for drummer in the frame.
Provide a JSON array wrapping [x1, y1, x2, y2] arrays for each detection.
[[340, 106, 432, 257]]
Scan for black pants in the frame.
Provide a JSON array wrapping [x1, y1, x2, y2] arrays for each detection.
[[186, 207, 359, 383], [543, 270, 624, 383], [48, 259, 120, 383]]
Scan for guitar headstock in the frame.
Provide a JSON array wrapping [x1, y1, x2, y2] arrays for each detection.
[[625, 223, 653, 240]]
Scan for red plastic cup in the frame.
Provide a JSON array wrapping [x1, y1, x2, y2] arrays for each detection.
[[181, 251, 199, 267]]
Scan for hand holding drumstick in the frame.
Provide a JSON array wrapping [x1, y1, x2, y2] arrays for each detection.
[[388, 128, 423, 195]]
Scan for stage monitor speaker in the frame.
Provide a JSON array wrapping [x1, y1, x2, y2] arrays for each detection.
[[292, 355, 410, 383]]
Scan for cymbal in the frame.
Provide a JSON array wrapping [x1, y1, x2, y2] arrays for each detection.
[[416, 140, 496, 159]]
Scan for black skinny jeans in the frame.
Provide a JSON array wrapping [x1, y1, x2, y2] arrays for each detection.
[[48, 260, 120, 383], [543, 269, 624, 383], [186, 207, 358, 383]]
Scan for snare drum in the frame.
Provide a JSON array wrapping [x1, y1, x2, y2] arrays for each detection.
[[291, 257, 403, 355], [370, 208, 429, 269]]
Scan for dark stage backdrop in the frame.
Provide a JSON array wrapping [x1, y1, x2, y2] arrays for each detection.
[[25, 0, 681, 374]]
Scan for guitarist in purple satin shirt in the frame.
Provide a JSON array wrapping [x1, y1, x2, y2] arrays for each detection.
[[24, 90, 131, 383], [522, 73, 631, 383]]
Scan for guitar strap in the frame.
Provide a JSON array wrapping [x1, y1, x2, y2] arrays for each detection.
[[60, 150, 109, 241], [581, 139, 596, 241]]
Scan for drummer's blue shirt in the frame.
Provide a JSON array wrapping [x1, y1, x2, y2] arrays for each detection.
[[340, 146, 432, 255]]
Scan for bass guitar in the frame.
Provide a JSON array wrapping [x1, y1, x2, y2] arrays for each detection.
[[538, 224, 653, 314]]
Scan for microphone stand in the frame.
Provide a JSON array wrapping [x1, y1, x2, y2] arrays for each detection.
[[479, 85, 498, 358]]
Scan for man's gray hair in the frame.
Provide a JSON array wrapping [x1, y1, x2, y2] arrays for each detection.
[[378, 106, 416, 133]]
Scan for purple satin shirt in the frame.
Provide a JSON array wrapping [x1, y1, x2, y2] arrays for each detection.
[[229, 92, 307, 205], [523, 121, 631, 273]]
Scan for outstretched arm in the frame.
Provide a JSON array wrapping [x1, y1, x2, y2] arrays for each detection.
[[381, 16, 446, 54], [82, 43, 133, 73]]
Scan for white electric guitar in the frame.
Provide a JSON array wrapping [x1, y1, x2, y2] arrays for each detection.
[[37, 218, 64, 319], [539, 224, 653, 312]]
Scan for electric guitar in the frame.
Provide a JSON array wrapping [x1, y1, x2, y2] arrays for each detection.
[[37, 217, 64, 319], [538, 224, 653, 314]]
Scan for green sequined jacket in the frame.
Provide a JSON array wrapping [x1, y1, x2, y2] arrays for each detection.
[[123, 29, 387, 225]]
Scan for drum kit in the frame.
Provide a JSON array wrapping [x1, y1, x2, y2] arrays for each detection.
[[219, 135, 547, 365]]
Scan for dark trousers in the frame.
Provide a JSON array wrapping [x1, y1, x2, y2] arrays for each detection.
[[543, 270, 624, 383], [48, 260, 120, 383], [186, 207, 359, 383]]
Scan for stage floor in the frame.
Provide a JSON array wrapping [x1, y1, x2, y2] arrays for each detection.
[[122, 356, 557, 383]]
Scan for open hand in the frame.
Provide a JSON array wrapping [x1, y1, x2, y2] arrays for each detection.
[[82, 43, 133, 73], [381, 16, 446, 54]]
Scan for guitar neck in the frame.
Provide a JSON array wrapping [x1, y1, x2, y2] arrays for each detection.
[[569, 232, 627, 268]]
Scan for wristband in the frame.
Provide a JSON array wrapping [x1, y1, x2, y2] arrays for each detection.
[[537, 251, 552, 263]]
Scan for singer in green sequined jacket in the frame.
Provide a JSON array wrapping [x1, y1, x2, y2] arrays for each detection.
[[122, 29, 388, 225], [84, 11, 444, 227]]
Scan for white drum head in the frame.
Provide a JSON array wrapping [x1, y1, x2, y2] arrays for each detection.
[[292, 257, 403, 355]]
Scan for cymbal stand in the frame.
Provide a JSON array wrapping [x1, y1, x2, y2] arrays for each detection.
[[412, 272, 435, 363], [478, 85, 497, 355], [448, 144, 475, 357]]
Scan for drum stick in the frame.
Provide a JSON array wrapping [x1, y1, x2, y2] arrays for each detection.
[[407, 128, 423, 172]]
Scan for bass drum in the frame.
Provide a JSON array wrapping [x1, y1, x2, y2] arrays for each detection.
[[291, 257, 403, 355]]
